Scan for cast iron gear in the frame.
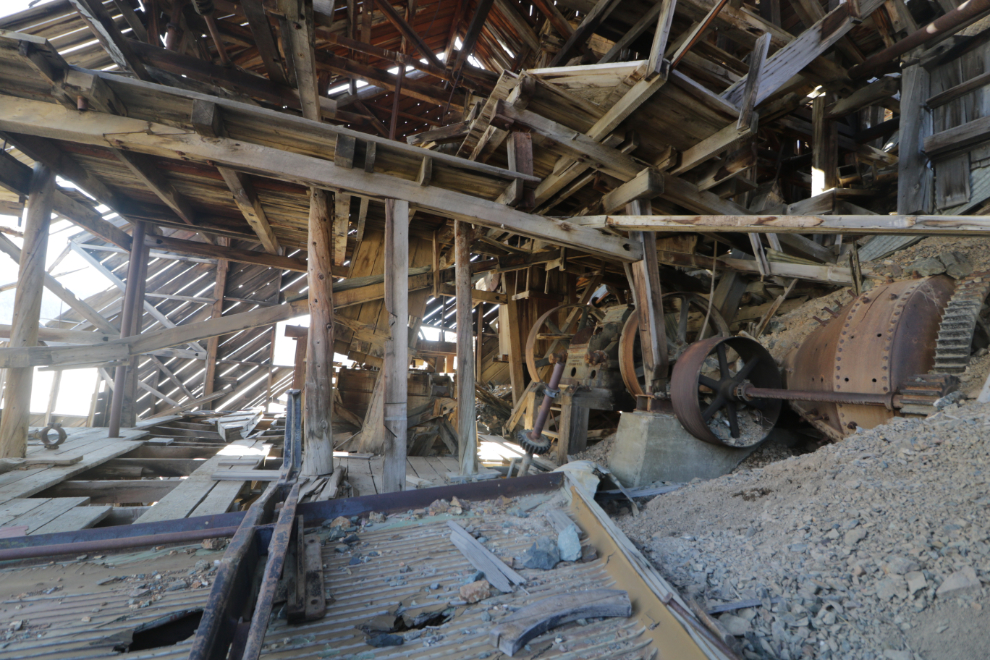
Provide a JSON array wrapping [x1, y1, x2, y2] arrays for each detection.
[[933, 271, 990, 374], [516, 429, 552, 455]]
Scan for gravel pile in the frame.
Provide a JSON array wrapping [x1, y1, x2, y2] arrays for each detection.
[[617, 401, 990, 660]]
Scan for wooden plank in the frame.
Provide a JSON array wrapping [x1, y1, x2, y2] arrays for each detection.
[[0, 431, 146, 505], [407, 456, 444, 485], [212, 470, 281, 481], [0, 497, 48, 527], [600, 213, 990, 235], [135, 438, 266, 523], [448, 521, 524, 593], [8, 496, 90, 534], [341, 456, 377, 497], [31, 504, 112, 535], [44, 479, 182, 504]]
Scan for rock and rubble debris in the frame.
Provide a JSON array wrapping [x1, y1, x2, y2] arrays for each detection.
[[618, 400, 990, 660]]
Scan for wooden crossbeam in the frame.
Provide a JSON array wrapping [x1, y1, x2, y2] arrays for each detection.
[[0, 95, 637, 261]]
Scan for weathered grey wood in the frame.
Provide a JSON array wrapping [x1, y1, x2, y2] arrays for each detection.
[[45, 478, 181, 504], [0, 163, 53, 459], [8, 496, 90, 534], [602, 168, 664, 214], [448, 521, 525, 591], [454, 221, 477, 476], [382, 199, 409, 493], [599, 214, 990, 235], [0, 96, 637, 262], [303, 188, 335, 477], [212, 470, 281, 481], [490, 589, 632, 656], [135, 438, 266, 522], [31, 503, 112, 535]]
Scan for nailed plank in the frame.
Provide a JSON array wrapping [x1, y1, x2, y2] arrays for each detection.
[[31, 504, 112, 535], [448, 520, 526, 588], [8, 496, 90, 534], [135, 439, 266, 523]]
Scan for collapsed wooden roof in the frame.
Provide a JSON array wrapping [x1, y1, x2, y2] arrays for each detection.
[[0, 0, 989, 412]]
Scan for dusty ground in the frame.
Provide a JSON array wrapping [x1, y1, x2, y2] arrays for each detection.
[[616, 399, 990, 660]]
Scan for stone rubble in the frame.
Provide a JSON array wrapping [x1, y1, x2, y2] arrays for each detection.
[[618, 400, 990, 660]]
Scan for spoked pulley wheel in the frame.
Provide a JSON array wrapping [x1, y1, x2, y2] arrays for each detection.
[[525, 304, 604, 383], [670, 336, 782, 447], [619, 292, 730, 397]]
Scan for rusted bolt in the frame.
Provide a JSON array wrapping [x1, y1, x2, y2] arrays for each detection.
[[847, 421, 858, 430], [76, 95, 87, 111]]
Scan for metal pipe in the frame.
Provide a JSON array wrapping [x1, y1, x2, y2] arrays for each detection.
[[108, 221, 146, 438], [529, 358, 566, 441], [850, 0, 990, 79], [0, 525, 238, 562], [738, 385, 894, 408]]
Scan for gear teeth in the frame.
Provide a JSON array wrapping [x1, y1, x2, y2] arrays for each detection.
[[933, 272, 990, 374]]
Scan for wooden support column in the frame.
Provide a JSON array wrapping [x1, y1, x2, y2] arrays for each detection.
[[381, 199, 409, 493], [108, 221, 146, 438], [202, 238, 229, 409], [121, 246, 148, 427], [303, 188, 335, 477], [812, 93, 838, 196], [624, 199, 668, 395], [0, 164, 54, 458], [455, 220, 478, 475], [898, 64, 933, 214]]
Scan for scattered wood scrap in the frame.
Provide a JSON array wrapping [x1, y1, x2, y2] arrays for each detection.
[[448, 520, 526, 593]]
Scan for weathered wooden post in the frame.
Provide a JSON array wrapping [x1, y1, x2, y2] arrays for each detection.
[[381, 199, 409, 492], [108, 220, 145, 438], [455, 220, 478, 475], [0, 164, 54, 458], [302, 188, 335, 476]]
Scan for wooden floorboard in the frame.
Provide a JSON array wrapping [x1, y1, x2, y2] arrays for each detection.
[[136, 438, 269, 523], [9, 497, 90, 534], [0, 429, 148, 506], [340, 456, 377, 497], [31, 504, 112, 535]]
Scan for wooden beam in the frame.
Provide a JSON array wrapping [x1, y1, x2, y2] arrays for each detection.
[[669, 0, 729, 69], [550, 0, 623, 67], [192, 99, 281, 253], [0, 96, 637, 261], [316, 51, 465, 111], [67, 0, 152, 80], [452, 0, 495, 76], [202, 239, 229, 409], [0, 164, 53, 458], [900, 64, 933, 214], [455, 220, 477, 475], [303, 188, 335, 476], [722, 0, 885, 107], [107, 222, 146, 437], [600, 2, 664, 64], [492, 102, 643, 179], [737, 33, 771, 130], [372, 0, 443, 68], [333, 192, 350, 266], [602, 168, 664, 214], [600, 214, 990, 235], [145, 234, 317, 273], [827, 76, 899, 119], [279, 0, 321, 122], [382, 199, 409, 492], [0, 234, 116, 334], [241, 0, 289, 86], [111, 148, 199, 228]]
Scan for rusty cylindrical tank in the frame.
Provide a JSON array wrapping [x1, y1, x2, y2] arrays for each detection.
[[782, 276, 955, 440]]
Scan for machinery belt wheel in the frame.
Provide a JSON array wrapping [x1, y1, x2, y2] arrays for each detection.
[[933, 271, 990, 374], [670, 336, 782, 447], [525, 304, 605, 384], [619, 292, 731, 397]]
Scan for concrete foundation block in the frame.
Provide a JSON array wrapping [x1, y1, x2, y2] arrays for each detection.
[[607, 411, 758, 487]]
